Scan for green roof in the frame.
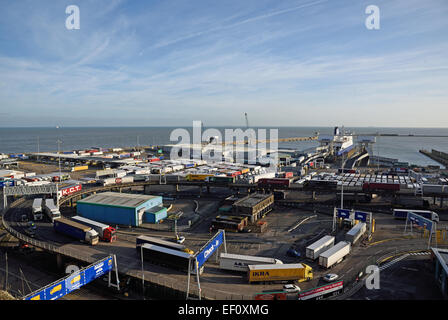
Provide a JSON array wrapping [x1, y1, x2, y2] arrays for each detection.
[[77, 191, 160, 209]]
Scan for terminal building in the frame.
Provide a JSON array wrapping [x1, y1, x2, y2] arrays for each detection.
[[431, 248, 448, 299], [232, 193, 274, 223], [76, 192, 167, 227]]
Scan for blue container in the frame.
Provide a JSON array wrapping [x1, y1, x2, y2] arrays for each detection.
[[54, 219, 87, 241]]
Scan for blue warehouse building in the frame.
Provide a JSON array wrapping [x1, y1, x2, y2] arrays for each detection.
[[76, 191, 167, 227]]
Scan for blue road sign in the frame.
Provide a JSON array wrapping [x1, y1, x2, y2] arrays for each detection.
[[354, 211, 368, 222], [408, 212, 433, 231], [337, 208, 351, 219], [196, 230, 224, 268]]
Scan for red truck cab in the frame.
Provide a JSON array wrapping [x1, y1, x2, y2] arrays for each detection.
[[103, 226, 117, 242]]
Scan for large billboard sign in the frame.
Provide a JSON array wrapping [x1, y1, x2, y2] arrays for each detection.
[[195, 230, 224, 268], [408, 212, 433, 232], [59, 184, 82, 197], [298, 281, 343, 300], [24, 256, 113, 300]]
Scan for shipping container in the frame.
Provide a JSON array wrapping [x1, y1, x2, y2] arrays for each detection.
[[318, 241, 351, 268], [206, 176, 235, 183], [257, 178, 290, 188], [102, 176, 134, 186], [186, 174, 214, 181], [422, 184, 448, 195], [71, 165, 88, 172], [362, 182, 400, 191], [306, 235, 335, 260], [219, 253, 283, 272]]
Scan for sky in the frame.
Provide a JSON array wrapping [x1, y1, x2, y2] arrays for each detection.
[[0, 0, 447, 127]]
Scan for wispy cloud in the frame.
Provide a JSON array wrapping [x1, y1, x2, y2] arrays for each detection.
[[0, 0, 447, 127]]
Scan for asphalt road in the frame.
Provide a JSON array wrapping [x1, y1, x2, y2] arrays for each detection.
[[3, 196, 448, 300]]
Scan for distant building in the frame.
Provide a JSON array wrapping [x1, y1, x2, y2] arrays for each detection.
[[76, 191, 166, 227], [232, 193, 274, 222]]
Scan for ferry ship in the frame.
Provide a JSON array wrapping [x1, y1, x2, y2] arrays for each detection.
[[318, 126, 354, 157], [332, 126, 354, 156]]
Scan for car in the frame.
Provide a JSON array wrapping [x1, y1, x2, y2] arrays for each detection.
[[176, 236, 185, 244], [27, 221, 37, 230], [283, 284, 301, 293], [323, 273, 339, 282], [286, 248, 301, 258]]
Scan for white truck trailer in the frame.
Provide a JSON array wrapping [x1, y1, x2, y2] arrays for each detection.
[[318, 241, 351, 269], [32, 198, 43, 221], [44, 198, 61, 223], [219, 252, 283, 272], [345, 222, 367, 244], [306, 235, 335, 260]]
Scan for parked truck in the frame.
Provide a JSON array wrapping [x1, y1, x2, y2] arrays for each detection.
[[140, 243, 202, 274], [102, 176, 134, 186], [53, 217, 99, 245], [31, 198, 43, 221], [247, 263, 313, 284], [71, 215, 117, 242], [345, 222, 367, 244], [318, 241, 351, 269], [306, 235, 335, 260], [219, 253, 283, 272], [136, 235, 194, 254], [44, 198, 61, 222]]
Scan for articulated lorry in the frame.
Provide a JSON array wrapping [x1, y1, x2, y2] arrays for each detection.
[[345, 222, 367, 244], [31, 198, 43, 221], [306, 235, 335, 260], [247, 263, 313, 284], [318, 241, 351, 268], [71, 215, 117, 242], [140, 243, 203, 275], [53, 217, 99, 245], [219, 253, 283, 272], [44, 198, 61, 223]]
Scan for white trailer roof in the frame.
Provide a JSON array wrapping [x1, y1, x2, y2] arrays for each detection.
[[248, 263, 303, 271], [306, 235, 334, 251], [319, 241, 350, 258], [220, 252, 277, 263], [346, 223, 366, 236], [142, 243, 192, 258], [72, 215, 109, 229]]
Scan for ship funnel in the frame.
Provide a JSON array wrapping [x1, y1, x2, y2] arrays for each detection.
[[334, 127, 340, 135]]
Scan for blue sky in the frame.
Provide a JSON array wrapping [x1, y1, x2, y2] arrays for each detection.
[[0, 0, 447, 127]]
